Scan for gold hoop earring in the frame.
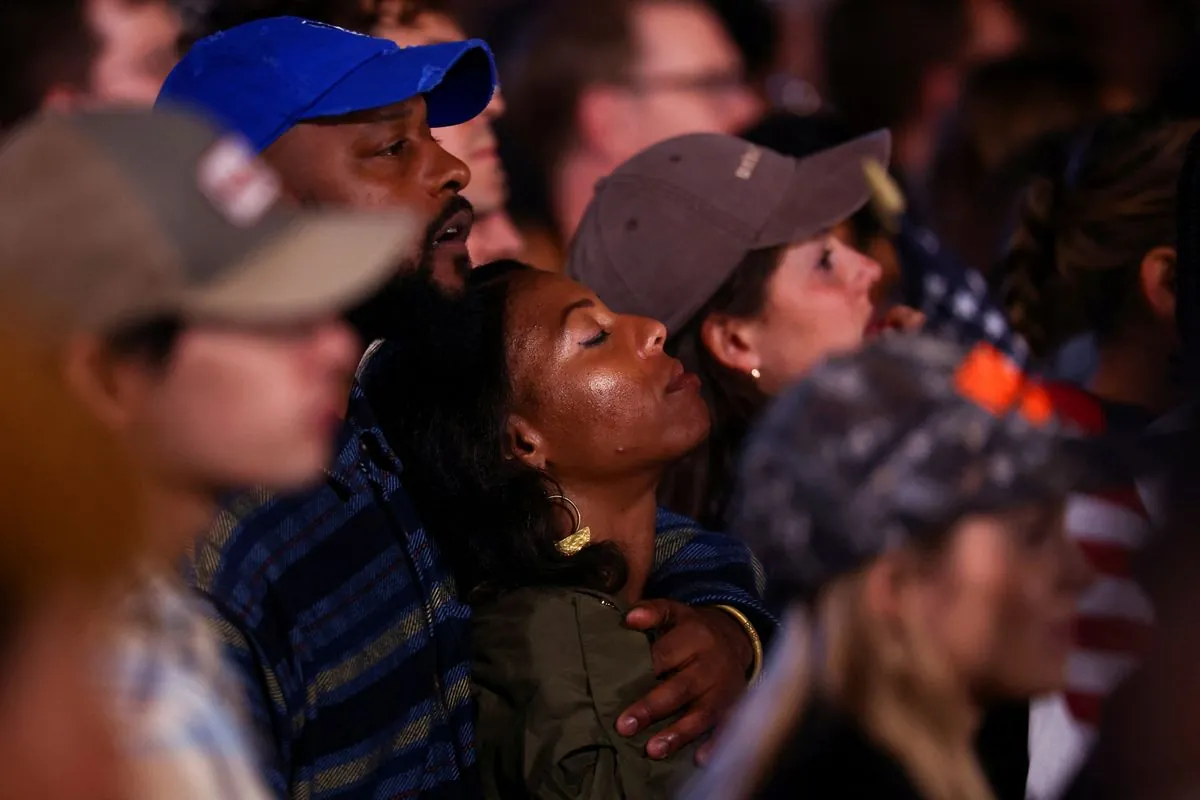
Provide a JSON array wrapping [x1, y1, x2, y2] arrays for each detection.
[[750, 368, 762, 380], [548, 494, 592, 555]]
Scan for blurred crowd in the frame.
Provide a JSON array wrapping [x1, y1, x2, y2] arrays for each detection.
[[5, 0, 1200, 799]]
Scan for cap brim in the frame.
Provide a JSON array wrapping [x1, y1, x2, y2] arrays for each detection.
[[963, 432, 1143, 522], [179, 210, 421, 325], [1037, 436, 1136, 496], [755, 129, 892, 248], [300, 39, 497, 128], [1056, 426, 1192, 490]]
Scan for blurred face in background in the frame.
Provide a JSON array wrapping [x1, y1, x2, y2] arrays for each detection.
[[900, 503, 1093, 700], [965, 0, 1025, 62], [90, 319, 360, 496], [617, 1, 763, 157], [86, 0, 180, 104], [377, 6, 525, 265]]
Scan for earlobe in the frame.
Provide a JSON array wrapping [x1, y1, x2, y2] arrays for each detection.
[[505, 414, 548, 471], [1140, 245, 1177, 323], [700, 313, 761, 376]]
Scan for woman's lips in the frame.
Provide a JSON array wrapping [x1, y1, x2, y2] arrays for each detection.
[[865, 304, 924, 338], [667, 372, 701, 394], [864, 307, 888, 338], [665, 362, 701, 394]]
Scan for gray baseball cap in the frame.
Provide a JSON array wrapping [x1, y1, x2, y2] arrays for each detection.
[[0, 108, 421, 334], [566, 129, 891, 335]]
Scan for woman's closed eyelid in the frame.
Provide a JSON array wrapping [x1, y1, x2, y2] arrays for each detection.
[[580, 329, 610, 347]]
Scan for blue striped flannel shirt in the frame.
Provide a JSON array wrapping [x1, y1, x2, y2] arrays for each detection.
[[192, 381, 774, 800]]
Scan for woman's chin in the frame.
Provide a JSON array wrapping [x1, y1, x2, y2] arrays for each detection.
[[665, 411, 714, 461]]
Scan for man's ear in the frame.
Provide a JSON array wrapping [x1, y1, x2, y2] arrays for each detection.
[[1140, 245, 1178, 325], [700, 312, 761, 377], [505, 413, 548, 471], [60, 336, 148, 434], [576, 83, 639, 162]]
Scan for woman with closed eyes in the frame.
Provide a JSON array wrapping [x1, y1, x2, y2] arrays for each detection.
[[567, 129, 924, 532], [363, 260, 769, 799]]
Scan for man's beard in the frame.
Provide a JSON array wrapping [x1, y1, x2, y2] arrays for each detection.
[[422, 194, 474, 285], [343, 196, 473, 344], [344, 258, 463, 345]]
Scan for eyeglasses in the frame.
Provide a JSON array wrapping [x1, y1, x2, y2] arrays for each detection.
[[625, 70, 750, 97]]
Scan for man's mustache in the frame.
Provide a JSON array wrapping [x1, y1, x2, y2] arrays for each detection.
[[423, 195, 475, 247]]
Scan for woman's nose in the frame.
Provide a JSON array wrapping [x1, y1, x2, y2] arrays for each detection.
[[639, 317, 667, 356], [845, 244, 883, 292]]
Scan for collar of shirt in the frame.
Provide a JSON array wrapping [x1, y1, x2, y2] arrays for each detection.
[[325, 380, 405, 492]]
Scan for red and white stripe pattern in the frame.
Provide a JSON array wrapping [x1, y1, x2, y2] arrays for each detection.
[[1028, 385, 1153, 800]]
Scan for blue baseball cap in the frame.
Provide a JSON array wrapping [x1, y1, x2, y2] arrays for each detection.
[[157, 17, 498, 152]]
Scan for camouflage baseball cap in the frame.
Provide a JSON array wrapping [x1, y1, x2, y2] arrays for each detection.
[[730, 335, 1122, 601]]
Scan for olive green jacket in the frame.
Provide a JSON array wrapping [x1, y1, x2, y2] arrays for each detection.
[[472, 588, 699, 799]]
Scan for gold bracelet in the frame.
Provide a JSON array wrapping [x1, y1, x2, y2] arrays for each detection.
[[713, 604, 764, 684]]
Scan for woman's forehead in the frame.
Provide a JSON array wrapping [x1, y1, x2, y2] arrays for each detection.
[[502, 271, 562, 345], [504, 273, 596, 375], [506, 271, 594, 325]]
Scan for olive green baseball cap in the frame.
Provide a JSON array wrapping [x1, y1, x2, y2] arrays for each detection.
[[0, 108, 421, 333]]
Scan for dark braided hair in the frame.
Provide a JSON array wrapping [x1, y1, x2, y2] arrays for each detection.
[[995, 113, 1200, 358], [362, 260, 628, 603]]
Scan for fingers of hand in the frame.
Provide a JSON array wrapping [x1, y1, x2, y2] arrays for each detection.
[[618, 667, 707, 737], [646, 705, 718, 759], [624, 599, 676, 631], [648, 616, 714, 676]]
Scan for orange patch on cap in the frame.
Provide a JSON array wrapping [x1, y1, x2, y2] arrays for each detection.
[[1019, 384, 1054, 425], [954, 343, 1052, 425], [954, 344, 1023, 413]]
